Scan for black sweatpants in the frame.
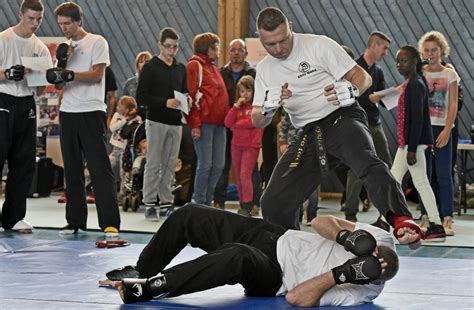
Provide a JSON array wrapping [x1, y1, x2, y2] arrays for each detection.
[[261, 104, 412, 230], [0, 93, 36, 229], [59, 111, 120, 230], [136, 204, 286, 297]]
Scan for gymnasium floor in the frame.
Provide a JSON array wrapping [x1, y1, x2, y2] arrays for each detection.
[[1, 194, 473, 309]]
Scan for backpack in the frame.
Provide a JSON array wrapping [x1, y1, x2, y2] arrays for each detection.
[[189, 60, 203, 110]]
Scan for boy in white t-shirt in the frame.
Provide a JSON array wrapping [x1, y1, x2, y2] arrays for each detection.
[[47, 2, 120, 237], [99, 204, 398, 307], [250, 7, 423, 247], [0, 0, 53, 233]]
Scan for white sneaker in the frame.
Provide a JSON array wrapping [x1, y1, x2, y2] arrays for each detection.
[[443, 216, 455, 236], [420, 215, 430, 232], [144, 207, 159, 221], [11, 219, 33, 233]]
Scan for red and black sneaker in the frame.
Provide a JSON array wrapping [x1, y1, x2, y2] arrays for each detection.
[[424, 223, 446, 242]]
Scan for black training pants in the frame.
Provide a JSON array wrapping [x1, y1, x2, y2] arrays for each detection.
[[136, 204, 286, 297], [261, 104, 412, 230], [59, 111, 120, 230], [0, 93, 36, 229]]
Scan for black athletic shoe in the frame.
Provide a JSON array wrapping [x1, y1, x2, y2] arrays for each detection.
[[106, 265, 140, 281]]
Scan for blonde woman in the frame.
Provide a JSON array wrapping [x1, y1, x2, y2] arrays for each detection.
[[418, 31, 459, 236], [123, 51, 152, 117]]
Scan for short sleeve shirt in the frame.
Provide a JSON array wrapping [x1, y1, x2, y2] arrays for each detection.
[[423, 68, 460, 126], [60, 33, 110, 113], [276, 222, 395, 306], [0, 27, 52, 97], [254, 33, 356, 128]]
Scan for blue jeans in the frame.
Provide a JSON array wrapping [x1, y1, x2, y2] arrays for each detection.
[[192, 124, 226, 205], [423, 126, 453, 219]]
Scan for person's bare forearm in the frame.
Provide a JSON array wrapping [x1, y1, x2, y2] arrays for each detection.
[[74, 70, 104, 83], [285, 272, 335, 307], [343, 65, 372, 95], [311, 215, 355, 241], [251, 106, 272, 128], [444, 82, 458, 130], [74, 63, 106, 84]]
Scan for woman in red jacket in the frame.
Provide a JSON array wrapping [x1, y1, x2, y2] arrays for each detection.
[[224, 76, 263, 216], [186, 33, 229, 206]]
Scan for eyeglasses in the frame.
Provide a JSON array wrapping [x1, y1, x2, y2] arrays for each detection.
[[162, 43, 179, 50]]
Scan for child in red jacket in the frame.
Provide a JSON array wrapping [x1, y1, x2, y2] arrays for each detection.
[[224, 76, 263, 216]]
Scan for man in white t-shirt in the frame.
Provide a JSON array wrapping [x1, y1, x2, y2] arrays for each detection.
[[99, 204, 398, 306], [47, 2, 120, 237], [250, 7, 423, 247], [0, 0, 53, 233]]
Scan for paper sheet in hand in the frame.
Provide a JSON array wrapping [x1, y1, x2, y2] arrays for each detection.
[[174, 91, 189, 114], [373, 87, 400, 110], [21, 56, 50, 87]]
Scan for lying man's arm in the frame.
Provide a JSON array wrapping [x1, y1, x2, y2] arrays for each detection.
[[285, 271, 335, 307], [311, 215, 356, 240]]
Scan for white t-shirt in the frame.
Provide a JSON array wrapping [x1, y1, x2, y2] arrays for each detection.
[[276, 222, 395, 306], [254, 33, 356, 128], [423, 68, 460, 127], [60, 33, 110, 113], [109, 112, 127, 149], [0, 27, 52, 97]]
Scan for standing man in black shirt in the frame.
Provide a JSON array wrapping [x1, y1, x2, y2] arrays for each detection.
[[105, 66, 118, 129], [344, 32, 393, 222], [136, 27, 187, 221]]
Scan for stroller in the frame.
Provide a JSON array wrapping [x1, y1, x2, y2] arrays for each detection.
[[119, 120, 146, 212]]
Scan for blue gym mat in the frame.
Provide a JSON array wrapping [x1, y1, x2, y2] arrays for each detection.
[[0, 237, 473, 309]]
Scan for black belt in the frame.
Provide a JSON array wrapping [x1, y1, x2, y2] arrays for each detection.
[[282, 123, 329, 177]]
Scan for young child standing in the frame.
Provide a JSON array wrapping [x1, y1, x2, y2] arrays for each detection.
[[390, 45, 446, 242], [109, 96, 140, 193], [224, 76, 263, 216]]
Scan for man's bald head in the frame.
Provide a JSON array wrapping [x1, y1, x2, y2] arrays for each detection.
[[228, 38, 247, 67], [229, 39, 246, 49]]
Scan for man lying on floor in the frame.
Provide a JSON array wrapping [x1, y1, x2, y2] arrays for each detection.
[[100, 203, 406, 307]]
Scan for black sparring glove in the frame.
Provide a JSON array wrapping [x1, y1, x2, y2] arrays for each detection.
[[56, 43, 69, 68], [46, 67, 74, 84], [332, 255, 382, 285], [121, 274, 169, 304], [336, 229, 377, 257], [4, 65, 25, 81]]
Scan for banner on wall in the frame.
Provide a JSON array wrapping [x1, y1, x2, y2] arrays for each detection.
[[244, 38, 268, 66], [36, 37, 66, 167]]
